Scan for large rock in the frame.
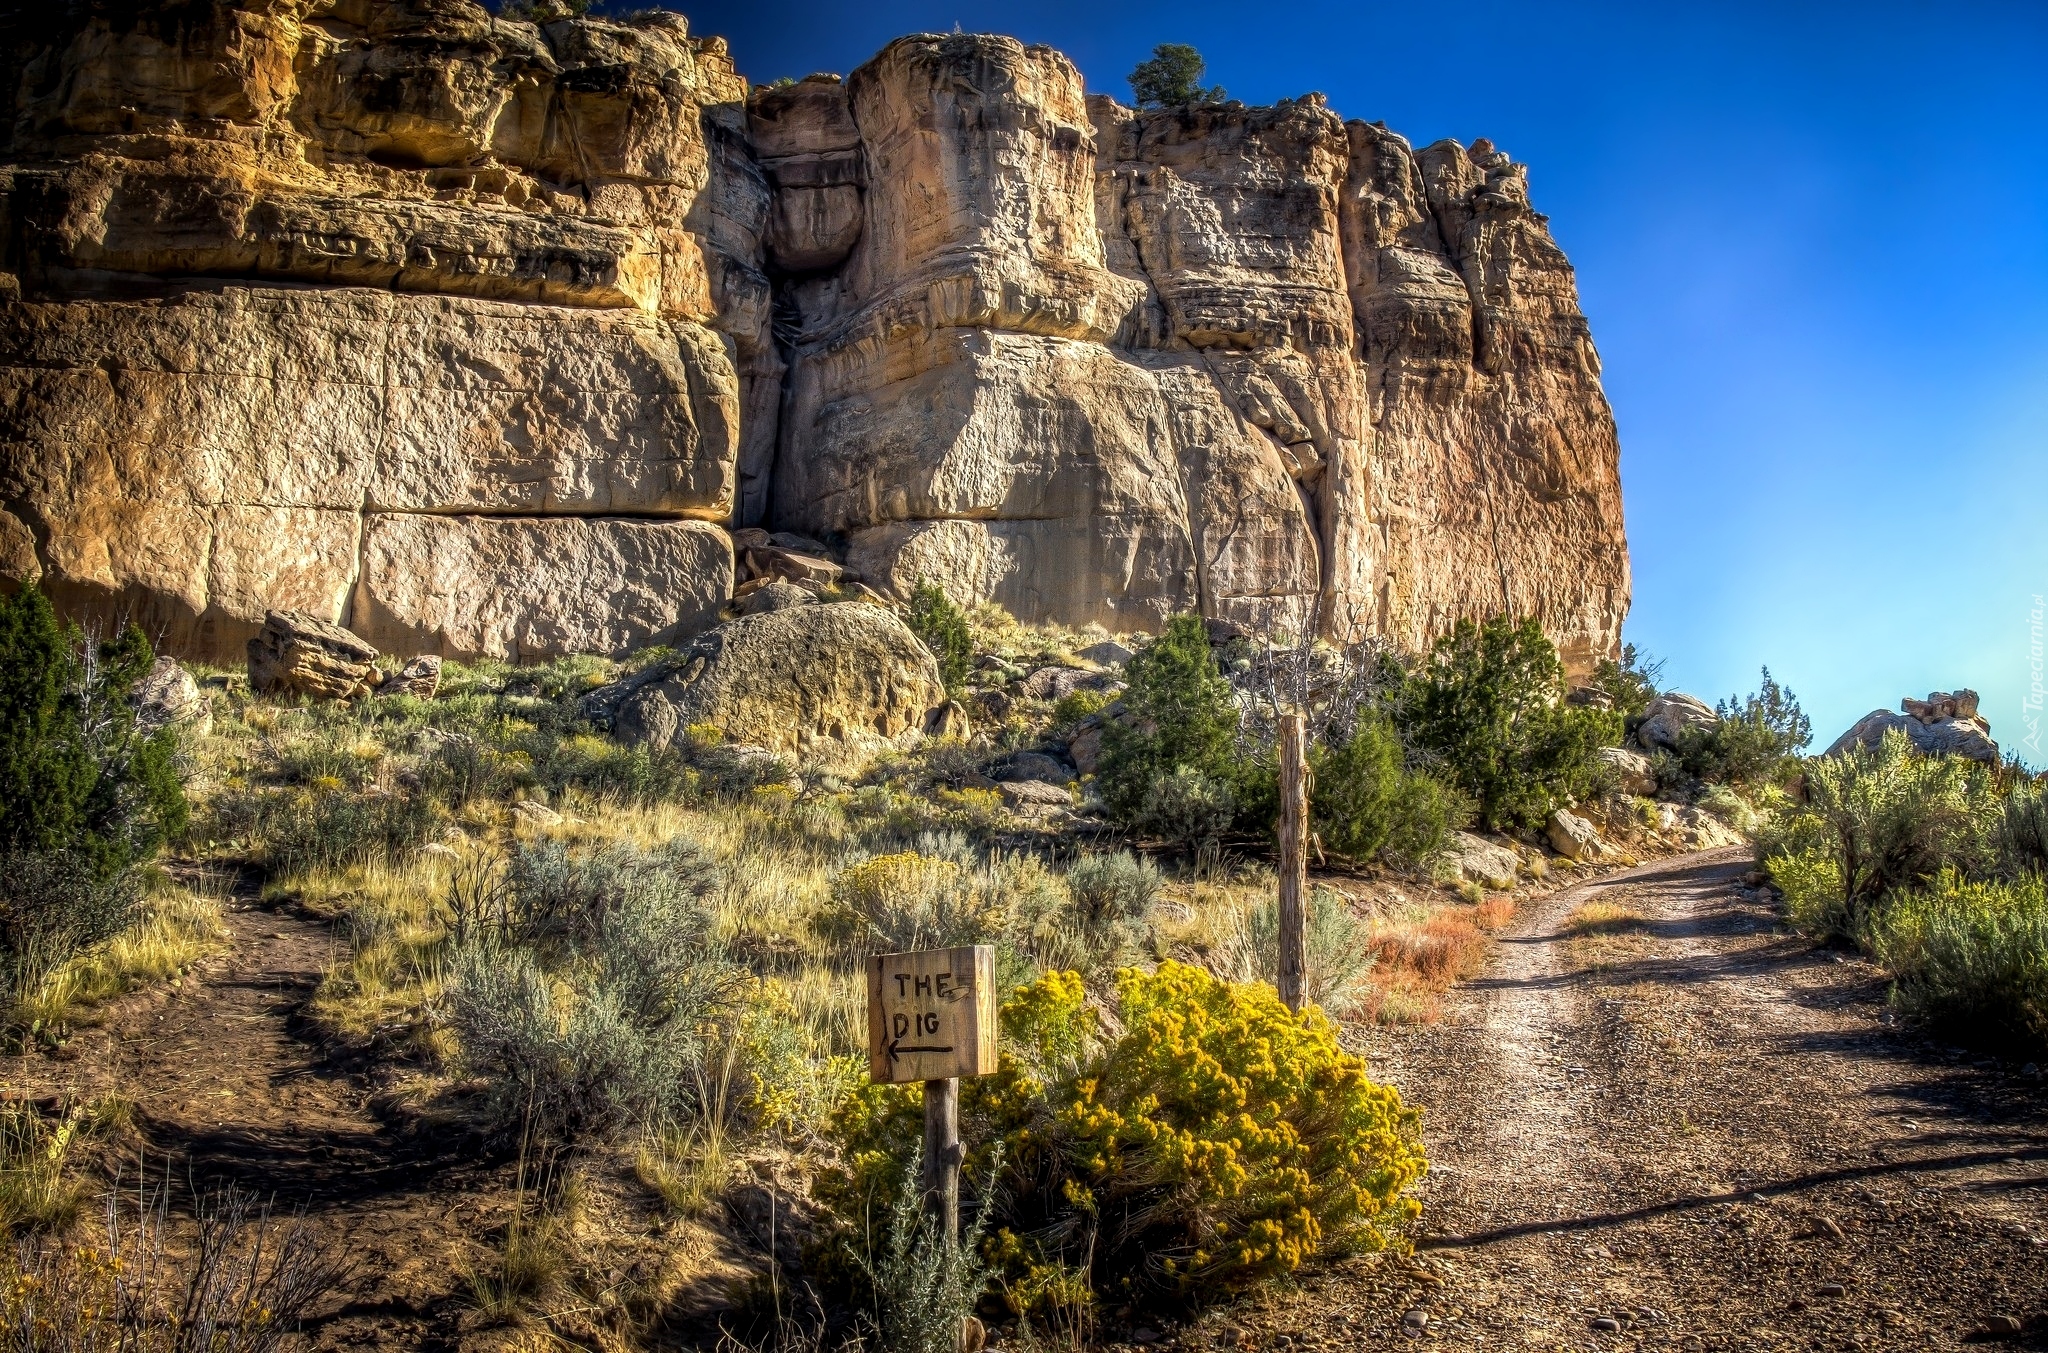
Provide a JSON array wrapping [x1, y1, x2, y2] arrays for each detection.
[[1826, 689, 2000, 765], [246, 610, 381, 700], [599, 603, 947, 757], [1598, 746, 1659, 797], [1546, 808, 1605, 862], [0, 7, 1629, 675], [1446, 831, 1520, 890], [1637, 693, 1719, 752], [132, 656, 210, 736]]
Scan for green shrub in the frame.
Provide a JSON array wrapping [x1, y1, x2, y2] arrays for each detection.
[[1010, 852, 1163, 983], [256, 787, 442, 876], [0, 588, 186, 993], [1864, 871, 2048, 1052], [1994, 779, 2048, 880], [908, 582, 974, 695], [1127, 43, 1225, 107], [1796, 730, 1999, 933], [812, 852, 1005, 964], [1675, 668, 1811, 787], [1766, 847, 1849, 938], [1591, 643, 1664, 724], [1133, 765, 1237, 850], [1311, 714, 1470, 868], [822, 964, 1425, 1316], [1398, 617, 1618, 831], [1097, 617, 1243, 822]]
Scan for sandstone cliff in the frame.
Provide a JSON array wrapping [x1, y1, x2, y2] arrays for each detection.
[[0, 6, 1628, 670]]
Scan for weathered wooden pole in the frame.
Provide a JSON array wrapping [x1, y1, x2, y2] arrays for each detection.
[[1277, 712, 1309, 1013], [923, 1075, 961, 1243]]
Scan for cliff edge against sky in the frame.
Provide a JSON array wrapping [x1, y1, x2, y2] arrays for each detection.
[[0, 2, 1628, 669]]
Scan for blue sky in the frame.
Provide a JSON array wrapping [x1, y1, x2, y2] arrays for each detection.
[[683, 0, 2048, 765]]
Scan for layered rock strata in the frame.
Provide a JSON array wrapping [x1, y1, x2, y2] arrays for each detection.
[[0, 6, 1628, 671]]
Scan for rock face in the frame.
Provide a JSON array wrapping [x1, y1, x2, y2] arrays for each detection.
[[0, 7, 1628, 672], [1826, 689, 2000, 764], [600, 603, 946, 756], [1636, 694, 1719, 753]]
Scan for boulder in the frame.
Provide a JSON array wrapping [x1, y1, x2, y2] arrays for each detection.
[[1660, 804, 1743, 850], [1067, 724, 1105, 776], [1546, 809, 1605, 862], [1598, 746, 1658, 797], [998, 780, 1071, 810], [132, 656, 210, 736], [1637, 693, 1718, 752], [1446, 832, 1519, 890], [596, 603, 947, 758], [246, 610, 382, 700], [1020, 666, 1119, 703], [1076, 640, 1134, 667], [995, 751, 1075, 786], [382, 655, 442, 700], [924, 700, 973, 740], [1824, 689, 1999, 765]]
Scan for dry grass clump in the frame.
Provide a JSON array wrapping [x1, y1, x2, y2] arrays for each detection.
[[6, 877, 228, 1040], [1565, 899, 1651, 936]]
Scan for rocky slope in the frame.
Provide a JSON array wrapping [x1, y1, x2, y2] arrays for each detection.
[[0, 3, 1628, 668]]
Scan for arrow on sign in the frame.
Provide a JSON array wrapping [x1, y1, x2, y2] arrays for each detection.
[[887, 1037, 956, 1067]]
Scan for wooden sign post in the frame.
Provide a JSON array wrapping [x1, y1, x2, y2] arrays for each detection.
[[1277, 712, 1309, 1013], [867, 946, 999, 1245]]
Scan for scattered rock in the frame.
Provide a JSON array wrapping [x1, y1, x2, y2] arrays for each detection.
[[1815, 1217, 1846, 1241], [1447, 832, 1519, 890], [382, 655, 442, 699], [1402, 1309, 1429, 1330], [1598, 746, 1658, 796], [995, 751, 1074, 786], [513, 800, 562, 827], [998, 780, 1070, 810], [593, 603, 947, 758], [246, 610, 382, 700], [1076, 640, 1134, 667], [133, 656, 211, 736], [420, 842, 461, 861], [1816, 1283, 1847, 1298], [1546, 808, 1606, 861], [1068, 725, 1105, 776], [959, 1314, 987, 1353], [1982, 1315, 2022, 1337], [738, 579, 818, 615], [1591, 1316, 1622, 1332], [924, 700, 972, 740], [1636, 693, 1718, 752], [1567, 684, 1615, 709], [1020, 665, 1122, 703]]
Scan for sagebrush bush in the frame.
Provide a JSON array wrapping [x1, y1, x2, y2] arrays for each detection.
[[1864, 870, 2048, 1051], [1133, 765, 1237, 850], [444, 838, 744, 1141], [851, 1150, 995, 1353], [812, 851, 1003, 963], [1220, 887, 1377, 1016], [822, 964, 1425, 1315], [1995, 780, 2048, 880], [1008, 851, 1161, 984], [1399, 617, 1618, 831], [1311, 714, 1468, 868]]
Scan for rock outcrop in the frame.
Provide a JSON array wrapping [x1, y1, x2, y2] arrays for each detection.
[[596, 602, 947, 757], [0, 6, 1628, 672], [1826, 689, 1999, 764]]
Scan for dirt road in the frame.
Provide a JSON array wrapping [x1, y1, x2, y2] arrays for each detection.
[[1222, 848, 2048, 1351]]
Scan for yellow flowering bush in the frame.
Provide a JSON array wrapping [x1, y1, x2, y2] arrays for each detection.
[[818, 962, 1425, 1314]]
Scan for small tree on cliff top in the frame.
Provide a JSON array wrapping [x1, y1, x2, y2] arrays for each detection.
[[1128, 44, 1225, 109]]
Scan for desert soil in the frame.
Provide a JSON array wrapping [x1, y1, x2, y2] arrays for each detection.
[[9, 848, 2048, 1351], [1197, 847, 2048, 1353]]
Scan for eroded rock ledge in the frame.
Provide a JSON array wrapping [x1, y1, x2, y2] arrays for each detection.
[[0, 6, 1627, 670]]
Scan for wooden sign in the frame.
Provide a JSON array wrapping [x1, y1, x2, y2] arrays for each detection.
[[866, 946, 998, 1084]]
